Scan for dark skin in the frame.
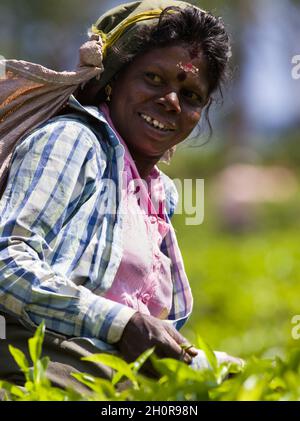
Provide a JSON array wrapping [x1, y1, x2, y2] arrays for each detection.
[[108, 43, 210, 368], [109, 43, 210, 178]]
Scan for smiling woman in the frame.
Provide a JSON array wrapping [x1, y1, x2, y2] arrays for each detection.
[[0, 0, 239, 393], [108, 44, 209, 177]]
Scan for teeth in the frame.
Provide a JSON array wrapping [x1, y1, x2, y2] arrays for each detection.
[[140, 113, 171, 131]]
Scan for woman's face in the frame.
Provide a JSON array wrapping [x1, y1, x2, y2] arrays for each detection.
[[109, 44, 210, 159]]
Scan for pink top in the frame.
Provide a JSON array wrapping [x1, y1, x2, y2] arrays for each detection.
[[100, 104, 173, 319]]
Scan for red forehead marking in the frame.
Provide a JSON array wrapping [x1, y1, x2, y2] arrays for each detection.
[[176, 61, 199, 76]]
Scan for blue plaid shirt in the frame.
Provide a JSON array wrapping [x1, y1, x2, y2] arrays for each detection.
[[0, 96, 193, 351]]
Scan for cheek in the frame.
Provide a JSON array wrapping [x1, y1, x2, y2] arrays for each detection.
[[128, 84, 153, 105], [184, 110, 202, 132], [116, 79, 144, 104]]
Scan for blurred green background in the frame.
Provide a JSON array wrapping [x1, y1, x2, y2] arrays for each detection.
[[1, 0, 300, 360]]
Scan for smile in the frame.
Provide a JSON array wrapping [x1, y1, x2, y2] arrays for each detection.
[[138, 113, 175, 132]]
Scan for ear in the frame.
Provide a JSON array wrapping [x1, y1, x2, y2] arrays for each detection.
[[203, 96, 212, 108], [109, 72, 120, 88]]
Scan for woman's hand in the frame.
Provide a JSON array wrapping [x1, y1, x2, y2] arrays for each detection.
[[117, 312, 198, 367]]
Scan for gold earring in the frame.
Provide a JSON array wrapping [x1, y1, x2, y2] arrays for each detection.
[[105, 84, 112, 102]]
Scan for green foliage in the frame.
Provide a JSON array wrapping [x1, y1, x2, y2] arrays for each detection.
[[174, 204, 300, 357], [1, 323, 300, 401], [162, 158, 300, 360], [0, 322, 80, 401], [0, 324, 240, 401]]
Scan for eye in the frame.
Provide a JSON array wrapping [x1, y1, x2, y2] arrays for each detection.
[[145, 72, 163, 84], [182, 88, 203, 104]]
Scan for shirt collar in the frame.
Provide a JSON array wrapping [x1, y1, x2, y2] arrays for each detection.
[[67, 95, 161, 181]]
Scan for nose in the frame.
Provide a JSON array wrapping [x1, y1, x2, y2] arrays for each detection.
[[156, 91, 181, 114]]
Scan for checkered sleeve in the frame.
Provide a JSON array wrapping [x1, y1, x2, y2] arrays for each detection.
[[0, 119, 136, 344]]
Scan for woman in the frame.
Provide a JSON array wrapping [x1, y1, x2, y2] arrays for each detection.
[[0, 0, 240, 391]]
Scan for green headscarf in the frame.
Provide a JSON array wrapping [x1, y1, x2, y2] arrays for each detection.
[[91, 0, 204, 88], [0, 0, 205, 193], [78, 0, 206, 103]]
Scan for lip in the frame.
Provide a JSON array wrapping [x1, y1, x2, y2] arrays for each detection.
[[138, 116, 172, 140], [138, 112, 176, 131]]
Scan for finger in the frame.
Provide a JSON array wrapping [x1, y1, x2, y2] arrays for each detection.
[[184, 346, 198, 358], [162, 325, 197, 362], [163, 323, 189, 346], [164, 328, 198, 358], [180, 349, 193, 365], [158, 336, 193, 365]]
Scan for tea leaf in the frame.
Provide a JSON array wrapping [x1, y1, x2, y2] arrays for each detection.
[[8, 345, 29, 373], [82, 353, 137, 386], [28, 321, 45, 364]]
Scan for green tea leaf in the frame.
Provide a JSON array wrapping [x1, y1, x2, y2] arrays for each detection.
[[72, 372, 116, 398], [196, 334, 218, 373], [34, 359, 50, 386], [28, 321, 45, 364], [130, 347, 155, 374], [82, 353, 137, 386], [8, 345, 29, 373], [0, 380, 26, 398]]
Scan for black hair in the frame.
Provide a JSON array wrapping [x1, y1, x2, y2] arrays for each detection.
[[75, 6, 231, 140], [111, 5, 231, 138]]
